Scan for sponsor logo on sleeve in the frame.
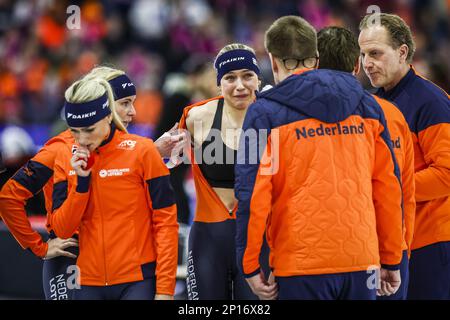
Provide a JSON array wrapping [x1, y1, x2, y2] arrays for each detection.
[[117, 140, 137, 150]]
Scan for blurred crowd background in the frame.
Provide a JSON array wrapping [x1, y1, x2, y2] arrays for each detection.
[[0, 0, 448, 299], [0, 0, 449, 220]]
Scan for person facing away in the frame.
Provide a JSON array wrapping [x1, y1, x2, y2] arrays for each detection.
[[48, 76, 178, 300], [317, 25, 416, 300], [235, 15, 404, 300], [358, 13, 450, 300]]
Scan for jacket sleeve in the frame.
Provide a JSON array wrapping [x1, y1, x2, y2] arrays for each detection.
[[235, 102, 272, 277], [415, 117, 450, 202], [0, 143, 59, 258], [48, 148, 91, 239], [372, 116, 404, 269], [402, 125, 416, 252], [143, 139, 178, 296]]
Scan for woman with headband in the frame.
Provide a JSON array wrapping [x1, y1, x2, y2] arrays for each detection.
[[178, 43, 269, 300], [48, 76, 178, 300], [0, 66, 180, 299], [85, 67, 138, 129]]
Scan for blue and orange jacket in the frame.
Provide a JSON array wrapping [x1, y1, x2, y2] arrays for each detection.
[[178, 96, 237, 223], [373, 96, 416, 253], [235, 69, 404, 278], [49, 126, 178, 295], [0, 130, 74, 258], [377, 66, 450, 251]]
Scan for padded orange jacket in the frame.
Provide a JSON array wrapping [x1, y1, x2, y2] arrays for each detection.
[[0, 130, 74, 258], [374, 96, 416, 253], [236, 70, 404, 278], [49, 126, 178, 295], [376, 66, 450, 250]]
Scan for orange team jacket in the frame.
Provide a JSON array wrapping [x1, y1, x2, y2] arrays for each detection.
[[376, 66, 450, 250], [235, 69, 404, 278], [0, 130, 74, 258], [374, 96, 416, 253], [178, 96, 237, 223], [48, 126, 179, 295]]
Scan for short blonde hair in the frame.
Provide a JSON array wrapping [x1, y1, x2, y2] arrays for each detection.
[[64, 77, 127, 132]]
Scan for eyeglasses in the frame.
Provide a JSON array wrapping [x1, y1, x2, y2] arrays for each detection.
[[281, 56, 318, 70]]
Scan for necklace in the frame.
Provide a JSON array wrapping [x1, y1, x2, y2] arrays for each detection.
[[223, 105, 245, 130], [222, 105, 245, 148]]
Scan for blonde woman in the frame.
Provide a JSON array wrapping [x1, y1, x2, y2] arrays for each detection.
[[0, 67, 139, 300], [85, 66, 185, 157], [0, 66, 183, 299], [48, 77, 178, 300]]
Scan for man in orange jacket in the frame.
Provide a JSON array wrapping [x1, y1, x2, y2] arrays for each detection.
[[235, 15, 404, 300], [317, 26, 416, 300], [359, 13, 450, 299]]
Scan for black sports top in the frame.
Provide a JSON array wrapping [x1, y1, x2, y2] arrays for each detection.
[[196, 98, 237, 189]]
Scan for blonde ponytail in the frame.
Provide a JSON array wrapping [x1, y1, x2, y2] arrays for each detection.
[[96, 78, 127, 132]]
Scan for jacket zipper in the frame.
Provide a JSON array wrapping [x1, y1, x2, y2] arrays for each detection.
[[94, 149, 108, 286], [185, 105, 238, 218], [194, 163, 237, 217]]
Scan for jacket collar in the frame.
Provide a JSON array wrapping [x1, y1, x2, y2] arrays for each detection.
[[97, 123, 121, 154], [256, 68, 314, 98], [292, 67, 314, 76], [376, 65, 415, 100]]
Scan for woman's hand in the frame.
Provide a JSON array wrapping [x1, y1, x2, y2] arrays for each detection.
[[44, 237, 78, 260], [71, 147, 92, 177], [155, 123, 187, 159]]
